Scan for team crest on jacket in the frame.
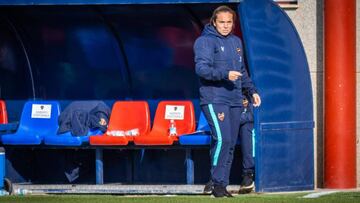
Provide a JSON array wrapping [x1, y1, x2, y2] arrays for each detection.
[[220, 46, 224, 52], [236, 47, 241, 52], [217, 112, 225, 121]]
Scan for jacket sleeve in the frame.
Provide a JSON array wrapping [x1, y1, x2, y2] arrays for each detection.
[[235, 37, 257, 96], [240, 64, 257, 96], [194, 37, 228, 81]]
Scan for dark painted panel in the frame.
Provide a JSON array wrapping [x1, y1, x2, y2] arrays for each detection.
[[258, 129, 314, 191], [5, 7, 131, 100], [0, 21, 33, 99]]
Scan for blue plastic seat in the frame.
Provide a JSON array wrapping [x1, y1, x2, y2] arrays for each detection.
[[179, 111, 211, 145], [44, 129, 102, 146], [2, 100, 60, 145]]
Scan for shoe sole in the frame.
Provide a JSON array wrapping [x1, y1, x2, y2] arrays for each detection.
[[203, 191, 212, 194], [240, 182, 254, 190], [239, 182, 255, 194], [211, 194, 229, 198]]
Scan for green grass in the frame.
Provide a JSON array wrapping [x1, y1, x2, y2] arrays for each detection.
[[0, 192, 359, 203]]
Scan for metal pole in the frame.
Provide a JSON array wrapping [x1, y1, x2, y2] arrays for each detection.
[[324, 0, 356, 188], [95, 148, 104, 184], [185, 149, 194, 184]]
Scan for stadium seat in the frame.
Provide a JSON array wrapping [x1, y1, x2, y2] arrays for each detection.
[[0, 100, 19, 137], [89, 101, 151, 145], [44, 101, 107, 146], [0, 100, 8, 124], [44, 129, 103, 146], [1, 100, 60, 145], [179, 111, 212, 145], [134, 100, 195, 145]]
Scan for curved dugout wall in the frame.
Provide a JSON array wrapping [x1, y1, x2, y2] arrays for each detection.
[[239, 0, 314, 191]]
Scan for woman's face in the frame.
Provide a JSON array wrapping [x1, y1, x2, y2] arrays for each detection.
[[213, 11, 233, 36]]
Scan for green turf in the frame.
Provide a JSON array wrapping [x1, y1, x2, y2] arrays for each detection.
[[0, 192, 359, 203]]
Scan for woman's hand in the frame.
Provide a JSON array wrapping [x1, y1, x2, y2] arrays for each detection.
[[252, 93, 261, 107], [228, 71, 242, 81]]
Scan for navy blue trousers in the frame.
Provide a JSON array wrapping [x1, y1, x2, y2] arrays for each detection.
[[202, 104, 242, 187], [239, 120, 254, 175]]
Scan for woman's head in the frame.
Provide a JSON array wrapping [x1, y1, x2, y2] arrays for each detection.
[[210, 6, 236, 36]]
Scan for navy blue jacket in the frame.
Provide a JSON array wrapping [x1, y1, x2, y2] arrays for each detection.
[[194, 24, 257, 106], [57, 101, 111, 136]]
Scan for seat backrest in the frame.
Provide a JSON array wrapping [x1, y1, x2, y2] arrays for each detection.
[[197, 111, 210, 132], [61, 100, 104, 111], [151, 100, 195, 135], [0, 100, 8, 124], [17, 100, 60, 134], [107, 101, 151, 135]]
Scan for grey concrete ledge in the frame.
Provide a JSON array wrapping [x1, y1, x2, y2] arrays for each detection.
[[12, 184, 242, 195]]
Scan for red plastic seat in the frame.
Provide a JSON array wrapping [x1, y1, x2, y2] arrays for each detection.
[[134, 100, 195, 145], [90, 101, 150, 145], [0, 100, 8, 124]]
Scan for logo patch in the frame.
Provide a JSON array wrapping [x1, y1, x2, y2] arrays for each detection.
[[236, 47, 241, 52], [99, 118, 107, 126], [220, 46, 224, 52], [217, 112, 225, 121]]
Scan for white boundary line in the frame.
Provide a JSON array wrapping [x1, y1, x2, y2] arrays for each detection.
[[302, 191, 339, 198]]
